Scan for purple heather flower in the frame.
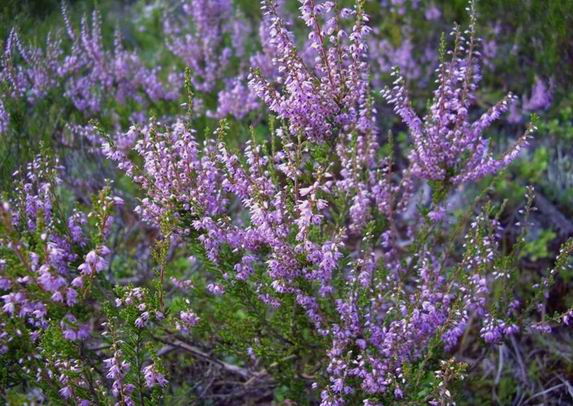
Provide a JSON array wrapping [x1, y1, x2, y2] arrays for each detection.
[[142, 364, 168, 388], [428, 207, 446, 222], [213, 76, 259, 119], [134, 311, 150, 328], [0, 100, 8, 135], [104, 350, 133, 402], [207, 283, 225, 296], [523, 76, 552, 112], [530, 322, 552, 335], [2, 292, 26, 315], [249, 0, 373, 142], [424, 4, 441, 21], [165, 0, 242, 93], [178, 310, 200, 330], [78, 246, 110, 275], [563, 310, 573, 326], [0, 4, 175, 133], [383, 19, 532, 185], [59, 386, 73, 399]]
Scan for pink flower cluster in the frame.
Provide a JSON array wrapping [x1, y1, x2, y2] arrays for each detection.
[[0, 4, 179, 134], [383, 7, 533, 184]]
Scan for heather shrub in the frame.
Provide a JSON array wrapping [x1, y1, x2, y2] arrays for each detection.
[[1, 0, 573, 404]]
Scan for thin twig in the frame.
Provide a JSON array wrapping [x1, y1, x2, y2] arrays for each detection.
[[522, 384, 565, 404], [154, 336, 253, 380]]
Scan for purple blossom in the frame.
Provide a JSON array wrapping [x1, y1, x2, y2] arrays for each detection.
[[249, 0, 373, 141], [165, 0, 246, 93], [563, 309, 573, 326], [383, 17, 533, 185], [207, 283, 225, 296], [523, 76, 552, 112], [59, 386, 73, 399], [78, 246, 111, 276], [0, 100, 8, 135], [213, 76, 260, 119], [142, 364, 168, 388], [424, 4, 441, 21], [104, 350, 133, 402], [176, 310, 200, 333], [0, 5, 176, 133]]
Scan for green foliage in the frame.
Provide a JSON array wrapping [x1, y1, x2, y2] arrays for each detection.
[[521, 229, 556, 262]]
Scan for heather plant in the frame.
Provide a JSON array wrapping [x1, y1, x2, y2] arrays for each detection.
[[0, 156, 176, 404], [0, 4, 178, 125], [0, 155, 112, 400], [165, 0, 240, 94], [381, 10, 534, 185], [100, 1, 572, 403], [0, 2, 182, 187], [249, 0, 374, 141], [2, 0, 573, 405]]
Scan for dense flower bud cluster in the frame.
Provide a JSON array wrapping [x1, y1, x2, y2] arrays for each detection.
[[249, 0, 373, 141]]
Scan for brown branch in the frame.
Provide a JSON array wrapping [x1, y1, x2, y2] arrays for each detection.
[[155, 337, 253, 380]]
